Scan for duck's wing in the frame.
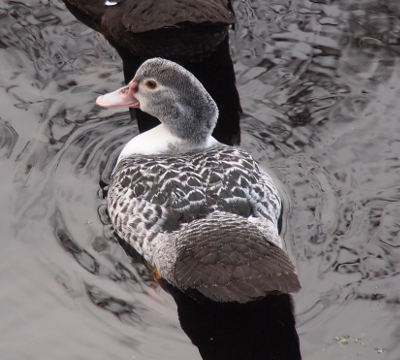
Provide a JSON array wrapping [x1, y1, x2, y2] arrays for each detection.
[[173, 211, 301, 302], [108, 151, 299, 302], [209, 146, 282, 223], [107, 147, 260, 252], [107, 155, 213, 257]]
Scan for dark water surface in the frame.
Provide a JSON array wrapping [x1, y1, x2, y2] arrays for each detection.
[[1, 0, 400, 359]]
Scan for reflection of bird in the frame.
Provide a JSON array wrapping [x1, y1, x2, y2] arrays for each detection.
[[97, 58, 301, 303], [162, 280, 302, 359], [62, 0, 241, 145]]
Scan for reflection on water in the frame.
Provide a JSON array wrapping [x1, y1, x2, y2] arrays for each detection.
[[161, 280, 301, 360], [1, 0, 400, 359]]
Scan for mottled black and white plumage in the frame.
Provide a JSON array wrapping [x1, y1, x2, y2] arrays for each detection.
[[97, 58, 301, 302]]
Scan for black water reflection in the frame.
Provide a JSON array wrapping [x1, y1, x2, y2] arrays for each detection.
[[161, 281, 301, 360], [2, 0, 400, 359]]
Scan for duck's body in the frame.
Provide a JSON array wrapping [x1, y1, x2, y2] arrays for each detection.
[[97, 58, 300, 302], [63, 0, 241, 145]]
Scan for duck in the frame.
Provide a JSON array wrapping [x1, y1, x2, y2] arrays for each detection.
[[96, 58, 301, 303], [62, 0, 241, 145]]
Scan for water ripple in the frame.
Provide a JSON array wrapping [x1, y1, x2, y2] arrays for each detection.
[[2, 0, 400, 359]]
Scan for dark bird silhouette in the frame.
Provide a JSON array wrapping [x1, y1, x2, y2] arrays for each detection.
[[62, 0, 241, 145], [161, 279, 302, 360]]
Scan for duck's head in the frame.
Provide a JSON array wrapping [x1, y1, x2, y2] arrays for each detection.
[[97, 58, 219, 146]]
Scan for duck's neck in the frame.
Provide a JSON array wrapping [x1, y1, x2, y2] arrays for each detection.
[[117, 124, 218, 163], [160, 100, 218, 145]]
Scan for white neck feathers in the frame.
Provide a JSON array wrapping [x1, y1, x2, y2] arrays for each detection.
[[117, 124, 217, 163]]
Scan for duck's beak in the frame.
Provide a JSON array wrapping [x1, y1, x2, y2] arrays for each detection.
[[96, 81, 140, 108]]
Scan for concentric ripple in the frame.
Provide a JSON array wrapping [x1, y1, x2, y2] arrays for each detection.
[[1, 0, 400, 359]]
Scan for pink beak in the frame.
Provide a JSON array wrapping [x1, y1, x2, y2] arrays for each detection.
[[96, 81, 140, 108]]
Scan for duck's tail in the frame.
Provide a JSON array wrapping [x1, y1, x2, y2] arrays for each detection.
[[171, 211, 301, 303]]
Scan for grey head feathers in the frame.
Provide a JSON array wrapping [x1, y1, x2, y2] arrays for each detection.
[[134, 58, 219, 145]]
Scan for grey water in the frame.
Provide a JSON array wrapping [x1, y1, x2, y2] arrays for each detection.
[[1, 0, 400, 359]]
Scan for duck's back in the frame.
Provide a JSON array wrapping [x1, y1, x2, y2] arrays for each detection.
[[108, 144, 281, 255]]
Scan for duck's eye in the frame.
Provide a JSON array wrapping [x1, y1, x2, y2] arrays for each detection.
[[144, 80, 158, 90]]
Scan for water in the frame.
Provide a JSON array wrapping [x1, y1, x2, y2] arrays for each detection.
[[1, 0, 400, 359]]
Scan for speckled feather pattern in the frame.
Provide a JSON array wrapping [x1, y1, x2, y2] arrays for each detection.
[[108, 144, 301, 302], [108, 143, 281, 252]]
